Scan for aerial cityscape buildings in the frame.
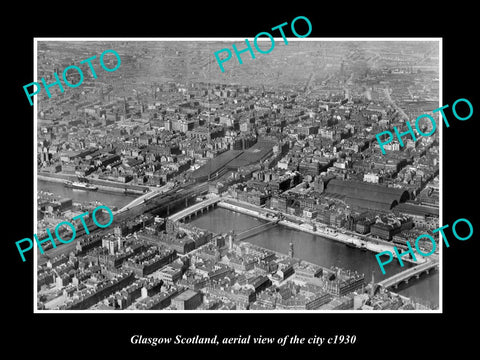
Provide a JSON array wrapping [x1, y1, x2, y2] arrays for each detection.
[[35, 39, 440, 311]]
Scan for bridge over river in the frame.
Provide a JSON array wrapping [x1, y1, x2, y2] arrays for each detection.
[[168, 196, 221, 222]]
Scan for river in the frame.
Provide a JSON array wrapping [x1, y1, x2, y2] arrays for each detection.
[[187, 207, 440, 308], [38, 179, 137, 209]]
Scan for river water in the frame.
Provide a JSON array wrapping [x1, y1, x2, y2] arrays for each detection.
[[38, 180, 440, 307]]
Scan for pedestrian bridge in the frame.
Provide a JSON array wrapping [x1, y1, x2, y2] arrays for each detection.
[[377, 260, 439, 290]]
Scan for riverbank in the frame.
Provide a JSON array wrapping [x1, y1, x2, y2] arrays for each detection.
[[38, 173, 146, 195], [218, 198, 422, 265]]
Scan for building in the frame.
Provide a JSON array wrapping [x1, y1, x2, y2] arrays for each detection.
[[394, 202, 439, 228], [247, 275, 271, 293], [370, 222, 396, 240], [355, 219, 374, 234], [102, 236, 122, 255], [305, 292, 332, 310]]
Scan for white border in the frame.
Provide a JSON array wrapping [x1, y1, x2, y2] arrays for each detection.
[[33, 37, 442, 314]]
